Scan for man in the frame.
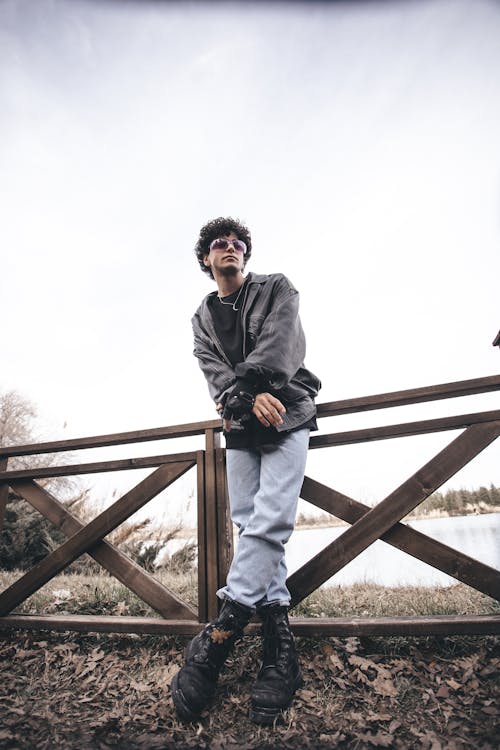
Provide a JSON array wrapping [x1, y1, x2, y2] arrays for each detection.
[[171, 216, 321, 725]]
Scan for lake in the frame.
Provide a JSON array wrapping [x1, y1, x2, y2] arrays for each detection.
[[285, 512, 500, 588]]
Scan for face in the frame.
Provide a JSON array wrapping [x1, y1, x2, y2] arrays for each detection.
[[203, 231, 246, 278]]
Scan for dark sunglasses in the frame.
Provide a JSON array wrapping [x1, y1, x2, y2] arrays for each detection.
[[209, 237, 247, 254]]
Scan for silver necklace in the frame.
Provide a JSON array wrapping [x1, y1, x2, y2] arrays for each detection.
[[218, 282, 245, 311]]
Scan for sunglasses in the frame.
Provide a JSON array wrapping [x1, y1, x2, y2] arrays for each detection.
[[209, 237, 247, 255]]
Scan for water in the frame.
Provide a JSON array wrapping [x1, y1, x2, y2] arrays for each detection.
[[166, 512, 500, 588], [285, 512, 500, 588]]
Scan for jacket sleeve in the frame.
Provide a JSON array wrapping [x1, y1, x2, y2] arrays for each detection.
[[234, 276, 306, 392], [192, 312, 235, 404]]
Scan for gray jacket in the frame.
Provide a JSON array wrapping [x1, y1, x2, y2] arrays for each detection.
[[192, 272, 321, 432]]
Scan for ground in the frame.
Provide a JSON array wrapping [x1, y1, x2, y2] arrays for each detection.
[[0, 630, 498, 749]]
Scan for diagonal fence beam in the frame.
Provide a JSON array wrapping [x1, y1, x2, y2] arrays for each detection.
[[288, 421, 500, 606], [0, 461, 194, 616], [9, 479, 197, 620], [299, 476, 500, 601]]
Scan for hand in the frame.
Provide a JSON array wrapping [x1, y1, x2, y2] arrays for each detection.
[[216, 402, 232, 432], [252, 393, 286, 428]]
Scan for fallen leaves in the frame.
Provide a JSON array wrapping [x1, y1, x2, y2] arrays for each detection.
[[347, 654, 398, 697], [0, 631, 498, 749]]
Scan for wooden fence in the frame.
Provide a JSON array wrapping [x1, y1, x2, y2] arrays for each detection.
[[0, 374, 499, 637]]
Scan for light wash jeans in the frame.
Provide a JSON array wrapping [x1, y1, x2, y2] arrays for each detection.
[[217, 428, 310, 610]]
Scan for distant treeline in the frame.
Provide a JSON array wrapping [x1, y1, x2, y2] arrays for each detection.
[[408, 484, 500, 518], [296, 484, 500, 526]]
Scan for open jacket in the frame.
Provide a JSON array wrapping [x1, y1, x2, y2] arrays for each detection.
[[192, 272, 321, 432]]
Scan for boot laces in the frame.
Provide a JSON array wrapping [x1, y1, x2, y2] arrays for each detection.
[[193, 614, 237, 665], [262, 613, 293, 671]]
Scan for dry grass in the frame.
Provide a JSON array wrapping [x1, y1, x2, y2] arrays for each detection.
[[294, 581, 500, 619], [0, 569, 498, 620], [0, 569, 198, 617]]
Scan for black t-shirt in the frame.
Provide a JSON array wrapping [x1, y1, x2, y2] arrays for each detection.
[[208, 282, 316, 450], [207, 286, 244, 368]]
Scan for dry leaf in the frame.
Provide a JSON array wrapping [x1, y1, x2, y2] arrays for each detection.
[[481, 706, 498, 716], [344, 637, 361, 654], [130, 680, 151, 693], [329, 652, 344, 671], [436, 685, 450, 699], [348, 654, 377, 673], [210, 628, 233, 644], [355, 730, 394, 747], [372, 673, 398, 697], [351, 667, 370, 685], [366, 712, 392, 722]]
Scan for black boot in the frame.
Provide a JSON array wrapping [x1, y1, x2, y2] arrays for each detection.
[[171, 598, 252, 722], [250, 605, 303, 725]]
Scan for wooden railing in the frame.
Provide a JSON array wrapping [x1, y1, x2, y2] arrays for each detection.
[[0, 374, 499, 637]]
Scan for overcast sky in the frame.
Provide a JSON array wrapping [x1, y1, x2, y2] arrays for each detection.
[[1, 0, 499, 524]]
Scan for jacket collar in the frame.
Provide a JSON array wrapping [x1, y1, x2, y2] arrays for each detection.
[[245, 271, 269, 285], [201, 272, 269, 308]]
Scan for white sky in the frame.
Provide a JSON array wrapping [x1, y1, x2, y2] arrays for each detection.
[[1, 0, 499, 525]]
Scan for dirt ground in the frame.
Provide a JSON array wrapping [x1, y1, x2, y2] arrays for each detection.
[[0, 629, 498, 750]]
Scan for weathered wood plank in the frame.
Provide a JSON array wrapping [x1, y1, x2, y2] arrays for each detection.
[[0, 613, 498, 636], [0, 614, 203, 635], [216, 445, 233, 590], [0, 461, 194, 616], [2, 376, 498, 459], [0, 420, 222, 458], [289, 421, 500, 605], [196, 451, 208, 623], [0, 451, 198, 482], [10, 479, 197, 619], [290, 615, 500, 636], [317, 374, 500, 418], [204, 429, 220, 621], [300, 476, 500, 601], [309, 409, 500, 449]]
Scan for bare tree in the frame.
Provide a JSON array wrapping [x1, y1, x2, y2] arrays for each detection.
[[0, 389, 37, 447], [0, 389, 94, 569], [0, 388, 83, 499]]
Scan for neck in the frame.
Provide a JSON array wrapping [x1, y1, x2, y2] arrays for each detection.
[[215, 271, 245, 298]]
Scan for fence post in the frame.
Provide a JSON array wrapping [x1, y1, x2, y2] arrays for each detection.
[[196, 450, 208, 623], [203, 428, 221, 621], [215, 444, 233, 594], [201, 428, 233, 622]]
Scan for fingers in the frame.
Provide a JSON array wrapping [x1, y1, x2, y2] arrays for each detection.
[[252, 392, 286, 428], [220, 393, 286, 431]]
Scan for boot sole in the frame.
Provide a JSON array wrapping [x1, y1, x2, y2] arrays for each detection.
[[171, 672, 202, 723], [249, 674, 304, 725]]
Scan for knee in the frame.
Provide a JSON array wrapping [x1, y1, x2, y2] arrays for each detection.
[[245, 516, 294, 546]]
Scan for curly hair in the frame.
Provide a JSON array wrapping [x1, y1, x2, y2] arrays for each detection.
[[194, 216, 252, 278]]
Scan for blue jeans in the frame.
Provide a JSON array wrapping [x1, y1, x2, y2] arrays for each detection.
[[217, 428, 310, 610]]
